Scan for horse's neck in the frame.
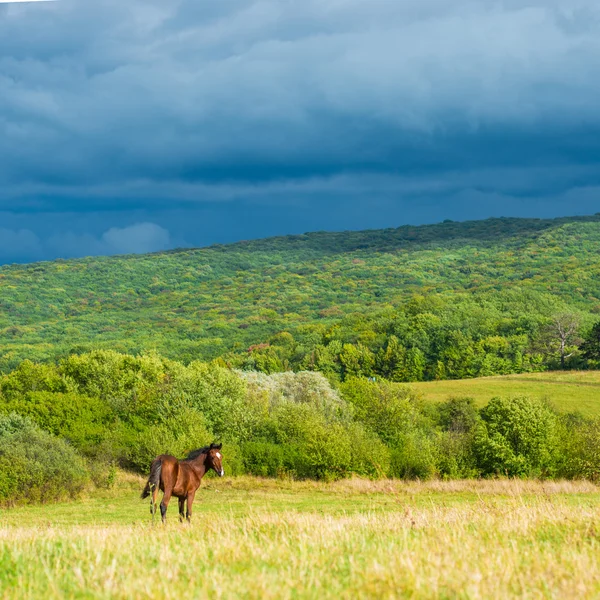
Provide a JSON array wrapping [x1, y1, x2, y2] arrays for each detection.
[[188, 454, 208, 476]]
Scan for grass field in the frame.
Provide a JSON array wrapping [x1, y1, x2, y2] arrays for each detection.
[[0, 474, 598, 599], [411, 370, 600, 416]]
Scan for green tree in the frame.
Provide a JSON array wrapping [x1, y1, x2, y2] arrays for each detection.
[[581, 322, 600, 364]]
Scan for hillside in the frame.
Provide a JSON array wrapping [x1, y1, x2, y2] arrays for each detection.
[[1, 214, 600, 371], [412, 371, 600, 417]]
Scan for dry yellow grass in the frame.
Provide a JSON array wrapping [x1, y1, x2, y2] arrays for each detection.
[[0, 478, 598, 599]]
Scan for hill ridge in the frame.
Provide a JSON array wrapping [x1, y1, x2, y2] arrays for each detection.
[[1, 213, 600, 371], [3, 214, 600, 270]]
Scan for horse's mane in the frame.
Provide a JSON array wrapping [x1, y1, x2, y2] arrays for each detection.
[[184, 446, 210, 460], [184, 443, 221, 461]]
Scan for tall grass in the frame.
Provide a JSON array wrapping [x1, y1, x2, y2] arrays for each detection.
[[0, 478, 598, 599]]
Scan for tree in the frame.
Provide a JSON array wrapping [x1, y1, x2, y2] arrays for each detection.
[[581, 322, 600, 364], [539, 313, 582, 369], [339, 343, 375, 379]]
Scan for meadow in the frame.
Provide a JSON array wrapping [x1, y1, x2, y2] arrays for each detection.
[[412, 370, 600, 417], [0, 475, 598, 599]]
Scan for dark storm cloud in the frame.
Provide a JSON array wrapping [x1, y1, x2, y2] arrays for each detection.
[[0, 0, 599, 262]]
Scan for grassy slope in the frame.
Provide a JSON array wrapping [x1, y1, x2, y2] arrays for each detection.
[[0, 476, 598, 599], [411, 371, 600, 416], [1, 215, 600, 366]]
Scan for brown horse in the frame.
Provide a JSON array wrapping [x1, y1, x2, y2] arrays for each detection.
[[141, 443, 224, 523]]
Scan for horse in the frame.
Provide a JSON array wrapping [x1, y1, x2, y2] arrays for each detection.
[[141, 442, 224, 523]]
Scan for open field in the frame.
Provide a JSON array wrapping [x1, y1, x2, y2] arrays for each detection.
[[412, 370, 600, 416], [0, 475, 598, 599]]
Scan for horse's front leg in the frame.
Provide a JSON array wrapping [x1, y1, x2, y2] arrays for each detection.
[[186, 490, 196, 523], [178, 497, 185, 523]]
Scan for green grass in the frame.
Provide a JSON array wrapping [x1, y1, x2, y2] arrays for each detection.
[[412, 370, 600, 416], [0, 475, 599, 598]]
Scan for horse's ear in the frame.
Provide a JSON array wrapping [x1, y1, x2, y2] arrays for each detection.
[[217, 443, 223, 450]]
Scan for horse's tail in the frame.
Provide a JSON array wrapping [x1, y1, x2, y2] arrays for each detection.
[[141, 458, 162, 499]]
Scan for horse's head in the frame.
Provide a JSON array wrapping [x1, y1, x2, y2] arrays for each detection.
[[206, 443, 224, 477]]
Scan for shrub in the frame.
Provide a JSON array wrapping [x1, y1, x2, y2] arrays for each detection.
[[0, 391, 114, 455], [0, 414, 88, 505], [436, 397, 479, 433], [127, 409, 213, 472], [340, 378, 426, 445], [219, 441, 246, 477], [436, 431, 479, 479], [555, 415, 600, 481], [2, 349, 597, 489], [60, 350, 165, 408], [389, 431, 438, 480], [87, 460, 118, 489], [242, 442, 285, 477], [473, 396, 558, 477], [271, 403, 353, 480], [346, 422, 391, 478], [434, 397, 479, 478], [0, 360, 72, 399], [239, 370, 351, 422], [160, 362, 249, 440]]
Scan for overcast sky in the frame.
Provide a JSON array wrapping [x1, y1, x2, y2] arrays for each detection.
[[1, 0, 599, 264]]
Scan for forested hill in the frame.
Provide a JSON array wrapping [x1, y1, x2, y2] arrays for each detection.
[[2, 214, 600, 372]]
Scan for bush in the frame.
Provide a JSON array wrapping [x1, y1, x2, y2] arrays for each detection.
[[239, 371, 377, 480], [0, 391, 114, 455], [1, 349, 598, 490], [434, 397, 479, 478], [555, 415, 600, 481], [242, 442, 285, 477], [219, 441, 246, 477], [436, 431, 479, 479], [473, 396, 558, 477], [0, 414, 88, 505], [389, 431, 439, 480], [158, 361, 250, 440], [340, 378, 426, 445], [346, 422, 391, 478], [239, 370, 351, 422], [436, 397, 479, 433], [87, 460, 118, 489], [127, 408, 213, 472], [0, 360, 72, 398], [271, 403, 353, 480]]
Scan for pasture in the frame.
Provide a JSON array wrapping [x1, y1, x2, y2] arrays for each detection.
[[412, 370, 600, 416], [0, 474, 598, 599]]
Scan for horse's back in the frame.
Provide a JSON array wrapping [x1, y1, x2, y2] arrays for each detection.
[[152, 455, 201, 497], [156, 455, 179, 490]]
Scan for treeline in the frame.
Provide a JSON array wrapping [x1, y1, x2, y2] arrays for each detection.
[[0, 350, 598, 504], [2, 215, 600, 370], [223, 291, 600, 381]]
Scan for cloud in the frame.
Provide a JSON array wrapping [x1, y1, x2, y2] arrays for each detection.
[[0, 222, 174, 263], [0, 0, 599, 262], [0, 228, 43, 262], [100, 222, 171, 255]]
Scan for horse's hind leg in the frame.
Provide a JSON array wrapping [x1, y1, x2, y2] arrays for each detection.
[[150, 485, 159, 519], [160, 487, 173, 524], [178, 497, 185, 523]]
